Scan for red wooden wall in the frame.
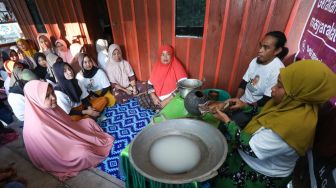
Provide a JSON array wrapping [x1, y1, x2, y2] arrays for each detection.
[[106, 0, 314, 95], [34, 0, 92, 47], [8, 0, 95, 55], [9, 0, 314, 95]]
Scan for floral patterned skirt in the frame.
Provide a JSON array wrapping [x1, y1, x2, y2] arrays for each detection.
[[213, 144, 291, 188], [112, 81, 148, 104]]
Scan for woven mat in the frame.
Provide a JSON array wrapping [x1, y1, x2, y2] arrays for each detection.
[[97, 98, 156, 180]]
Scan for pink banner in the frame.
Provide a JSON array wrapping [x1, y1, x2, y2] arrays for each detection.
[[295, 0, 336, 105], [296, 0, 336, 72]]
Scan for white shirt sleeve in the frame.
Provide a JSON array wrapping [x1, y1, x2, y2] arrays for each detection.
[[242, 59, 255, 82], [249, 128, 294, 160], [124, 61, 135, 77], [76, 72, 85, 86], [4, 77, 10, 95], [55, 91, 72, 114], [7, 93, 25, 121], [96, 69, 111, 88], [98, 51, 108, 70], [76, 72, 84, 81], [78, 80, 89, 99], [263, 70, 280, 97], [263, 60, 284, 96]]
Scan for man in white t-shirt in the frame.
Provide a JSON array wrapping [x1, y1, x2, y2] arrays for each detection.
[[226, 31, 288, 128]]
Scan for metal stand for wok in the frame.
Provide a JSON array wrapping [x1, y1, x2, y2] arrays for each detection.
[[120, 145, 200, 188], [120, 94, 225, 188]]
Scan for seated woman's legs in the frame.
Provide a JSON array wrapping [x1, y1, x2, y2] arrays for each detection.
[[90, 97, 108, 112], [214, 144, 291, 188], [94, 90, 116, 107]]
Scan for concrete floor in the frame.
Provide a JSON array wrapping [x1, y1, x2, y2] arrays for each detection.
[[0, 121, 125, 188]]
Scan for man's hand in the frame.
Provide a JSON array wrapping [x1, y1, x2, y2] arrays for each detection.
[[225, 98, 247, 110]]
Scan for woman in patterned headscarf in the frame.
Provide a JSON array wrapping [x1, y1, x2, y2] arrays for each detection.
[[211, 60, 336, 188]]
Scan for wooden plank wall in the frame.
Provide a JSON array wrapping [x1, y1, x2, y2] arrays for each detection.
[[9, 0, 94, 55], [34, 0, 92, 45], [106, 0, 314, 95], [10, 0, 315, 95]]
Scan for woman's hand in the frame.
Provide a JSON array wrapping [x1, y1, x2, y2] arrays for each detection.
[[160, 95, 173, 107], [225, 98, 247, 110], [208, 101, 227, 113], [123, 86, 133, 95], [127, 85, 138, 95], [125, 89, 133, 95], [83, 107, 100, 117], [212, 108, 231, 123], [130, 80, 138, 94], [116, 84, 133, 95], [150, 93, 161, 106], [132, 85, 138, 95]]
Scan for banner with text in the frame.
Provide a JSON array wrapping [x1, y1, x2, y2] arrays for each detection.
[[295, 0, 336, 72], [295, 0, 336, 105]]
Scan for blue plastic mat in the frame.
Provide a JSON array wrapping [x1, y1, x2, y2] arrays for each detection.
[[97, 99, 156, 180]]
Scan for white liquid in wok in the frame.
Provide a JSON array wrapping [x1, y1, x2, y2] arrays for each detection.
[[149, 135, 201, 174]]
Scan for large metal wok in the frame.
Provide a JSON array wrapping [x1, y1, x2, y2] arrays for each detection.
[[129, 118, 228, 184]]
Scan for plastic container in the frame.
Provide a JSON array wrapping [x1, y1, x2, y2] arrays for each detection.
[[203, 89, 230, 102]]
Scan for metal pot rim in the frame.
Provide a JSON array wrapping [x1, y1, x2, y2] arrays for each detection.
[[129, 118, 228, 184], [177, 79, 203, 88]]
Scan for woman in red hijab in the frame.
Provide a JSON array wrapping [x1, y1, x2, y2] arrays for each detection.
[[149, 45, 187, 107]]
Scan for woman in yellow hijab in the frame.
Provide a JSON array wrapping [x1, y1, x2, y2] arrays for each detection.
[[16, 39, 37, 69], [212, 60, 336, 188], [16, 39, 36, 58]]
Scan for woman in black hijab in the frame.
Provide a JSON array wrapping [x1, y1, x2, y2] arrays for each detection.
[[52, 61, 107, 121]]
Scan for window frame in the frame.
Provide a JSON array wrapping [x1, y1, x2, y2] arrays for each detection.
[[175, 0, 206, 38]]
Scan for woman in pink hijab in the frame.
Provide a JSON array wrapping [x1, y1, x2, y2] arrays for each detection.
[[23, 80, 114, 181], [37, 34, 56, 55], [55, 39, 73, 63]]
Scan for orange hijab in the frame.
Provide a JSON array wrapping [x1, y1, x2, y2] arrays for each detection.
[[149, 45, 187, 97], [4, 60, 16, 77]]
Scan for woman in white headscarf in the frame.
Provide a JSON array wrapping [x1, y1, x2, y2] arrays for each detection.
[[46, 53, 61, 87], [106, 44, 148, 104], [69, 43, 83, 74], [96, 39, 109, 71]]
